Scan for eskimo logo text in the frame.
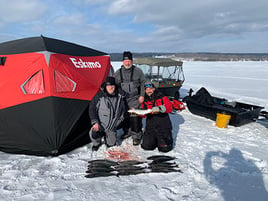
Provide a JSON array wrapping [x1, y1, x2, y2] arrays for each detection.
[[69, 58, 101, 69]]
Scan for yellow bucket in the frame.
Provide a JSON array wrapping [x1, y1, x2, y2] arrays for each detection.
[[216, 113, 231, 128]]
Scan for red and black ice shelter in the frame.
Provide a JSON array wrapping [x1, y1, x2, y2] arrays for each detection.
[[0, 36, 111, 156]]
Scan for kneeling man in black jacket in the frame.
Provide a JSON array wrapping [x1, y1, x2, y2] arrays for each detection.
[[89, 76, 127, 151]]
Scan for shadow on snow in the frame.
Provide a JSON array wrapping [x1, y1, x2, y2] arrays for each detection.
[[170, 112, 185, 148], [204, 148, 268, 201]]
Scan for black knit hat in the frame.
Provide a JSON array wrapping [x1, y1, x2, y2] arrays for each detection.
[[105, 76, 116, 85], [123, 51, 133, 60]]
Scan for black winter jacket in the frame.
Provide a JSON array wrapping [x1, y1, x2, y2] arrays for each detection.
[[89, 89, 127, 132]]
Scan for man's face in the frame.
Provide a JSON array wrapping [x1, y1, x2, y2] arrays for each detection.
[[145, 87, 155, 97], [123, 59, 133, 69], [106, 85, 115, 95]]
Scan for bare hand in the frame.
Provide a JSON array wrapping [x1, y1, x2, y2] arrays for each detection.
[[91, 123, 100, 132], [139, 96, 144, 104]]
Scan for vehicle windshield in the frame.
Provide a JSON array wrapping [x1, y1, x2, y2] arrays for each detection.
[[138, 65, 183, 81]]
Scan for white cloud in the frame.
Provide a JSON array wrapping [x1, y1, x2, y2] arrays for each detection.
[[53, 14, 86, 26], [70, 0, 110, 6], [107, 0, 268, 36], [1, 0, 268, 52], [0, 0, 47, 22], [108, 0, 139, 15]]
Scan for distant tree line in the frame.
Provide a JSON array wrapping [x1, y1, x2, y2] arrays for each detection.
[[109, 53, 167, 61], [109, 52, 268, 61]]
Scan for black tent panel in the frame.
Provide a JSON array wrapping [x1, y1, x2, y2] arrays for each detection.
[[0, 97, 91, 156], [57, 107, 91, 155], [0, 36, 107, 56], [42, 36, 106, 56]]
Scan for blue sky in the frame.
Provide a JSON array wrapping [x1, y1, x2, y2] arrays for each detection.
[[1, 0, 268, 53]]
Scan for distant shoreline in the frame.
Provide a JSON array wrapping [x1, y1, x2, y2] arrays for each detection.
[[109, 52, 268, 61]]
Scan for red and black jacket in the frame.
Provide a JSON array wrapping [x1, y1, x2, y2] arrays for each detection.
[[141, 89, 172, 130]]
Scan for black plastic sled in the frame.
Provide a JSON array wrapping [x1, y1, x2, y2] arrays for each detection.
[[184, 87, 264, 127]]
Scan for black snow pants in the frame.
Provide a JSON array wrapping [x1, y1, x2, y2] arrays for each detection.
[[141, 127, 173, 153]]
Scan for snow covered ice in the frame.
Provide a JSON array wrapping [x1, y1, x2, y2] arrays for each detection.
[[0, 61, 268, 201]]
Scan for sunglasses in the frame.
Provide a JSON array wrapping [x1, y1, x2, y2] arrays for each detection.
[[144, 83, 154, 88]]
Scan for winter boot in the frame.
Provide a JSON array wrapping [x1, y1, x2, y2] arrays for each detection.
[[92, 144, 101, 152], [89, 129, 102, 151], [133, 138, 141, 146]]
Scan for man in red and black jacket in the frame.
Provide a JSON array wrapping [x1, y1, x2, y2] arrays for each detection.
[[140, 81, 173, 152]]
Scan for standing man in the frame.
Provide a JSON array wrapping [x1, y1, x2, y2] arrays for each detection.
[[89, 76, 126, 151], [114, 51, 145, 145], [140, 81, 173, 152]]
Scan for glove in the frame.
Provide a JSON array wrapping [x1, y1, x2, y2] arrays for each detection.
[[158, 105, 166, 113], [152, 106, 160, 114]]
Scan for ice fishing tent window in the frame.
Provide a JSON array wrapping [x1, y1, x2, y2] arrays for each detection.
[[0, 57, 7, 66], [54, 70, 76, 92], [21, 70, 45, 94]]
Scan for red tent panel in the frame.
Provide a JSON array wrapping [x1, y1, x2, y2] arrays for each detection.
[[54, 70, 76, 92], [0, 53, 111, 109], [22, 70, 45, 94]]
